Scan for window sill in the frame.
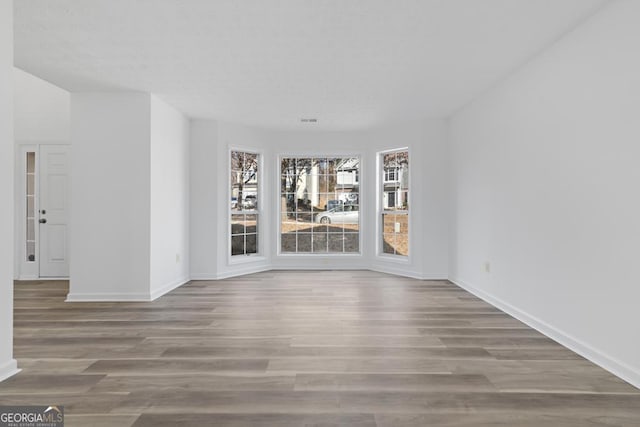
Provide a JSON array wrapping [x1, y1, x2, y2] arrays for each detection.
[[277, 253, 363, 257]]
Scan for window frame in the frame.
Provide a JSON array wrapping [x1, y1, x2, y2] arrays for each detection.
[[377, 148, 411, 261], [277, 153, 363, 257], [228, 146, 263, 262]]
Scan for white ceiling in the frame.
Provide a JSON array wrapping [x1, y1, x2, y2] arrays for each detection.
[[14, 0, 607, 130]]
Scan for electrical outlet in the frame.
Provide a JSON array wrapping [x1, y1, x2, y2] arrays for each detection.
[[484, 261, 491, 273], [176, 253, 181, 263]]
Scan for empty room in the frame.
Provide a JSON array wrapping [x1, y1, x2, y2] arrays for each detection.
[[1, 0, 639, 426]]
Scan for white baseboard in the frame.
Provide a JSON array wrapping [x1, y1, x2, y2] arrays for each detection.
[[450, 277, 640, 390], [16, 276, 69, 281], [192, 264, 271, 281], [370, 265, 423, 279], [189, 273, 216, 280], [270, 265, 369, 271], [65, 277, 189, 302], [370, 264, 447, 281], [0, 359, 20, 383], [149, 276, 190, 301], [65, 292, 153, 302], [192, 266, 446, 281]]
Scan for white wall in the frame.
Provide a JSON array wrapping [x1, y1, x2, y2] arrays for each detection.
[[449, 0, 640, 388], [0, 0, 19, 382], [13, 67, 70, 143], [362, 120, 449, 279], [13, 68, 70, 279], [69, 93, 151, 300], [190, 120, 272, 279], [190, 120, 219, 278], [190, 119, 449, 280], [214, 122, 273, 278], [149, 95, 190, 297]]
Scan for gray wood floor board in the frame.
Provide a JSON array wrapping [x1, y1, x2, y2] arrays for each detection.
[[1, 272, 638, 426]]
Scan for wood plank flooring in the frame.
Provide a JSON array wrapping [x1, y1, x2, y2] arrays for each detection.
[[1, 271, 639, 426]]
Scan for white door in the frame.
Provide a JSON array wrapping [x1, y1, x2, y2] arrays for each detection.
[[38, 145, 70, 277]]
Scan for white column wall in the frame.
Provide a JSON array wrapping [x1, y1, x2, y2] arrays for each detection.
[[449, 0, 640, 388], [0, 0, 19, 382], [189, 120, 219, 279], [149, 95, 190, 297], [68, 93, 152, 300]]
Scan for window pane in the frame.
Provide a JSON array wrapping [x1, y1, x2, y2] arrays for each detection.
[[317, 193, 329, 211], [281, 212, 295, 237], [312, 233, 328, 253], [328, 234, 344, 252], [282, 174, 295, 192], [281, 156, 360, 254], [246, 234, 257, 254], [27, 241, 36, 262], [296, 213, 313, 232], [281, 158, 296, 175], [344, 233, 359, 253], [395, 231, 409, 257], [297, 233, 312, 252], [383, 152, 396, 178], [230, 150, 260, 256], [245, 214, 258, 234], [230, 171, 240, 210], [395, 214, 408, 234], [231, 235, 244, 256], [316, 157, 329, 175], [231, 151, 243, 171], [27, 152, 35, 174], [243, 194, 258, 211], [282, 193, 294, 211], [327, 170, 337, 193], [26, 195, 34, 217], [245, 152, 257, 170], [281, 234, 296, 253], [380, 150, 409, 257], [383, 233, 396, 254], [231, 214, 245, 235], [26, 152, 36, 263], [382, 213, 396, 233], [312, 222, 329, 233], [285, 214, 298, 231], [27, 174, 35, 195], [298, 196, 310, 213], [27, 220, 35, 241]]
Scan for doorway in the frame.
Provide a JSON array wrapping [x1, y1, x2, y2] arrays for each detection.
[[18, 145, 70, 279]]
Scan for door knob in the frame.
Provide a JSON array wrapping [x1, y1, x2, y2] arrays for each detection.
[[39, 218, 47, 224]]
